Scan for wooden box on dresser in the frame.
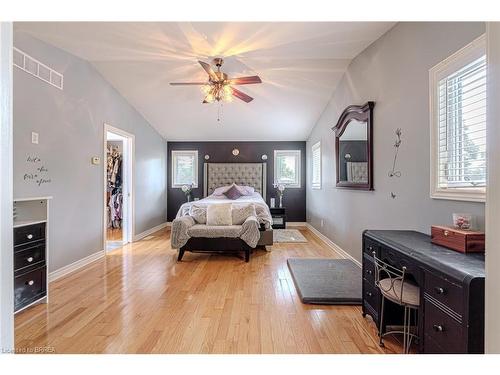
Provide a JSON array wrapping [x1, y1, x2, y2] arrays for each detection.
[[13, 197, 51, 313], [362, 230, 485, 354]]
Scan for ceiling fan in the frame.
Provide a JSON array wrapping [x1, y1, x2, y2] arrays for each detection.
[[170, 58, 262, 104]]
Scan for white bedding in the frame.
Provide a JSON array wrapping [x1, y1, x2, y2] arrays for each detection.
[[176, 192, 273, 228]]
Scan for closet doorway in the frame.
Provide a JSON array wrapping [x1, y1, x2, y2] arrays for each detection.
[[104, 124, 135, 252]]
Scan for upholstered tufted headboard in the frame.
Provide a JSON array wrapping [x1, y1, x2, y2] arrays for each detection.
[[203, 163, 267, 198]]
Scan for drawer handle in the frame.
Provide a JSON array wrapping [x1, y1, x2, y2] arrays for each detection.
[[25, 280, 34, 286], [366, 270, 373, 275], [27, 234, 34, 240], [444, 230, 449, 237], [368, 246, 373, 251], [432, 324, 444, 332], [435, 287, 445, 295], [27, 257, 34, 263], [366, 292, 373, 297]]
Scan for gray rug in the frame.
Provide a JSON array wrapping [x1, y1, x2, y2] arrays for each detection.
[[287, 258, 362, 305], [273, 229, 307, 243]]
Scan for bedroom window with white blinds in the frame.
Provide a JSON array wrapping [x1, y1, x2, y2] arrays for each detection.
[[172, 150, 198, 188], [430, 35, 487, 202], [311, 142, 321, 189]]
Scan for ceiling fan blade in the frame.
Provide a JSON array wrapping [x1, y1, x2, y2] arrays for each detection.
[[170, 82, 206, 86], [199, 60, 219, 82], [229, 76, 262, 85], [231, 87, 254, 103]]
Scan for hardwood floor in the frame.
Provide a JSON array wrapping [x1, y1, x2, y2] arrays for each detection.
[[106, 227, 122, 241], [15, 228, 404, 354]]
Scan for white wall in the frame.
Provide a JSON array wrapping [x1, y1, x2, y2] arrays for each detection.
[[0, 22, 14, 352], [306, 22, 486, 262], [485, 22, 500, 354]]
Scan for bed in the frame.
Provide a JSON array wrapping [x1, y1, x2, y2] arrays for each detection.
[[172, 162, 274, 262]]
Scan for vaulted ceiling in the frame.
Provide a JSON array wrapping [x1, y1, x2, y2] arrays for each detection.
[[15, 22, 394, 141]]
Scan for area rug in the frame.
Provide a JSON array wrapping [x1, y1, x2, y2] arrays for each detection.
[[287, 258, 362, 304], [273, 229, 307, 243]]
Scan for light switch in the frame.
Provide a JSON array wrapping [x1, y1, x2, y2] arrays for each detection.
[[91, 156, 100, 165], [31, 132, 39, 144]]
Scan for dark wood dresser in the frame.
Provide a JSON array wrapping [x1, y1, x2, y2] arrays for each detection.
[[362, 230, 485, 354]]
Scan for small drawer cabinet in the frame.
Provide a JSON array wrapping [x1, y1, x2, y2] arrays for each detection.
[[362, 230, 485, 354], [13, 197, 51, 313], [270, 207, 286, 229]]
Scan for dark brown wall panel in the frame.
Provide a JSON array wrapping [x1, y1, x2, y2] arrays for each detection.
[[167, 141, 306, 222]]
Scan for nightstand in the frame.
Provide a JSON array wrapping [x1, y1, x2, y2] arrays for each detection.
[[270, 207, 286, 229]]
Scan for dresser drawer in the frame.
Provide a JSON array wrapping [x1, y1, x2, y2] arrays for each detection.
[[380, 246, 419, 277], [362, 253, 375, 284], [424, 271, 463, 315], [424, 300, 464, 353], [14, 242, 46, 272], [363, 279, 380, 312], [14, 222, 46, 247], [363, 238, 379, 255], [14, 266, 47, 311]]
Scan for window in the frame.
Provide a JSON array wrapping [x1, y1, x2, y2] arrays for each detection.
[[274, 150, 301, 188], [430, 35, 487, 202], [171, 150, 198, 188], [311, 142, 321, 189]]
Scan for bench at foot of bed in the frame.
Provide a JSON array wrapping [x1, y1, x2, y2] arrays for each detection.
[[178, 237, 254, 262]]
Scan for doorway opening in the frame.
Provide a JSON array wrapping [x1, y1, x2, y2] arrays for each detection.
[[104, 124, 134, 252]]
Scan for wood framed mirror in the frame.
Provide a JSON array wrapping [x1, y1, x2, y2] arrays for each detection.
[[332, 101, 374, 190]]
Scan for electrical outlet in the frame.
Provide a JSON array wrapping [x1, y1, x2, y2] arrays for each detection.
[[320, 219, 324, 227], [31, 132, 39, 144]]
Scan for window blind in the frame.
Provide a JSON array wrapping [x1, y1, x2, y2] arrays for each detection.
[[312, 142, 321, 189], [437, 55, 487, 189]]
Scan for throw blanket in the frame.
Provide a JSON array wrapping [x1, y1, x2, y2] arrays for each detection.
[[176, 192, 273, 228], [171, 215, 260, 249]]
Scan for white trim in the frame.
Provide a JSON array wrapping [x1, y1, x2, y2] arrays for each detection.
[[133, 222, 169, 242], [274, 149, 301, 188], [306, 223, 362, 268], [171, 150, 199, 188], [0, 21, 14, 351], [429, 34, 487, 202], [103, 123, 136, 250], [48, 250, 105, 283]]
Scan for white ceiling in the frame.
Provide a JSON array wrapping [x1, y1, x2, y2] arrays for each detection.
[[15, 22, 394, 141]]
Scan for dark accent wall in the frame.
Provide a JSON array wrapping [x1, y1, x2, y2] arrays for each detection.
[[167, 141, 306, 222]]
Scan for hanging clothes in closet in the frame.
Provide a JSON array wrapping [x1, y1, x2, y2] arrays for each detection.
[[107, 146, 123, 229]]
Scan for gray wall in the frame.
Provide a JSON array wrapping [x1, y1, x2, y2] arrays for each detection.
[[306, 22, 486, 262], [13, 32, 167, 272]]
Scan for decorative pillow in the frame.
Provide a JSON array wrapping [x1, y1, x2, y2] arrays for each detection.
[[231, 204, 257, 225], [224, 184, 243, 200], [235, 184, 255, 196], [213, 185, 232, 196], [189, 204, 207, 224], [206, 203, 232, 226]]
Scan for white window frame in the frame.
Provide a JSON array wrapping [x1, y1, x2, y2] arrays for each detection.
[[311, 141, 322, 189], [171, 150, 198, 188], [429, 34, 487, 202], [274, 150, 301, 188]]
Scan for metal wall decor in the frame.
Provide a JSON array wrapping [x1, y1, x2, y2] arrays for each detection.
[[388, 128, 402, 178]]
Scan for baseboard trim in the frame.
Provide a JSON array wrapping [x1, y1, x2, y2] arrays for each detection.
[[49, 250, 105, 283], [306, 223, 362, 268], [133, 222, 169, 241], [166, 221, 172, 227], [287, 222, 308, 227]]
